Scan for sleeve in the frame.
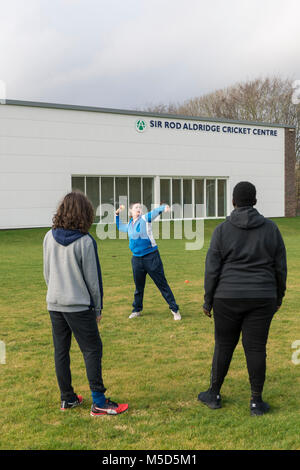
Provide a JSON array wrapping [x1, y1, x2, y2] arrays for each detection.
[[82, 236, 104, 316], [203, 226, 223, 312], [116, 214, 129, 232], [274, 227, 287, 306], [43, 233, 49, 286], [145, 205, 166, 222]]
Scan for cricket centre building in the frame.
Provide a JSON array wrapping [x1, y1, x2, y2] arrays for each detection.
[[0, 99, 297, 229]]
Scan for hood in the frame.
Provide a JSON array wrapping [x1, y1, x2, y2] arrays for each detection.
[[52, 228, 86, 246], [227, 206, 265, 230]]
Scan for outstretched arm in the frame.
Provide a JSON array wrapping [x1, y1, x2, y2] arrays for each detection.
[[144, 204, 168, 222], [116, 205, 128, 232]]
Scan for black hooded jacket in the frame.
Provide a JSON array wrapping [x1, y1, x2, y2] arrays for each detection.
[[203, 206, 287, 311]]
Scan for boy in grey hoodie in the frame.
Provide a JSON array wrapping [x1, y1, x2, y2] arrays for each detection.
[[43, 191, 128, 416]]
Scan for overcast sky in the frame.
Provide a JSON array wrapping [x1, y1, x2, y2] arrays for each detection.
[[0, 0, 299, 110]]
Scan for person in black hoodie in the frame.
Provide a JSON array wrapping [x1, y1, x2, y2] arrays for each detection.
[[198, 181, 287, 416]]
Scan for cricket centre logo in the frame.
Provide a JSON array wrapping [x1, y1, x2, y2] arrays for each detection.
[[135, 119, 147, 133]]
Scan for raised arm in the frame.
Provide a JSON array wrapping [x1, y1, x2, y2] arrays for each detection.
[[116, 205, 129, 232], [144, 204, 167, 222]]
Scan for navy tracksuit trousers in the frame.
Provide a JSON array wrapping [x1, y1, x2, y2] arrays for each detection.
[[49, 308, 106, 401], [131, 250, 179, 313]]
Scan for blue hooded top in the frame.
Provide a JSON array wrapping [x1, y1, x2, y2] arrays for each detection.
[[116, 205, 166, 257], [51, 228, 85, 246]]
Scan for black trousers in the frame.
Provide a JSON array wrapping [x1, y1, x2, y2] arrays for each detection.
[[131, 250, 179, 313], [49, 309, 106, 401], [210, 298, 277, 396]]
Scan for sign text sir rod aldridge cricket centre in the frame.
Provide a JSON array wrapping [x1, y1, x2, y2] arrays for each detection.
[[147, 119, 278, 136]]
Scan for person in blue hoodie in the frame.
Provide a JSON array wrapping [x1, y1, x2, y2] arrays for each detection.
[[116, 202, 181, 320], [43, 191, 128, 416]]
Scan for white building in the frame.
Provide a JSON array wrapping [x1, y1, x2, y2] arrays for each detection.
[[0, 99, 296, 229]]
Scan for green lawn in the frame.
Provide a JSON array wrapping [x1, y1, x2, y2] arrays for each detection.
[[0, 218, 300, 450]]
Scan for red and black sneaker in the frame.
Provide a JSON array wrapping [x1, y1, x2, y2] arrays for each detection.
[[60, 394, 83, 411], [90, 398, 128, 416]]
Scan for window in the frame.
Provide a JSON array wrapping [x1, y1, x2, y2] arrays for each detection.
[[101, 177, 114, 205], [72, 176, 85, 193], [129, 177, 141, 206], [101, 177, 114, 222], [115, 177, 128, 210], [218, 179, 227, 217], [195, 179, 204, 217], [72, 176, 154, 223], [206, 179, 216, 217], [71, 175, 227, 222], [172, 179, 182, 218], [86, 177, 100, 222], [160, 179, 171, 206], [183, 179, 193, 218], [143, 178, 154, 212]]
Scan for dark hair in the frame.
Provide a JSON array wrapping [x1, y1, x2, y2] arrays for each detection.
[[52, 191, 94, 233], [232, 181, 257, 207]]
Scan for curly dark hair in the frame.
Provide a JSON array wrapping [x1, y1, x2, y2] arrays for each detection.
[[52, 191, 94, 233]]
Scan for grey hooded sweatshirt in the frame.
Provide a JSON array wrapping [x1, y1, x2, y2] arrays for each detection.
[[203, 206, 287, 311], [43, 228, 103, 316]]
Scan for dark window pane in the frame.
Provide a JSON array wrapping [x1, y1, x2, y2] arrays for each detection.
[[101, 177, 114, 222], [195, 179, 204, 204], [206, 179, 216, 217], [129, 177, 141, 206], [160, 179, 170, 206], [172, 179, 181, 205], [195, 179, 204, 217], [218, 179, 227, 217], [143, 178, 153, 212], [172, 179, 182, 218], [86, 177, 100, 223], [183, 179, 193, 218], [115, 177, 128, 209], [72, 176, 85, 193], [101, 177, 114, 205]]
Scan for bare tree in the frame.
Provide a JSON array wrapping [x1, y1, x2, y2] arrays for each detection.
[[144, 77, 300, 162], [296, 161, 300, 215]]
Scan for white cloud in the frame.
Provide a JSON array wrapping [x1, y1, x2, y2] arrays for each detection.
[[0, 0, 299, 108]]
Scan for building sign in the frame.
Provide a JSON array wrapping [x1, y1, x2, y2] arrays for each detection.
[[135, 118, 278, 137]]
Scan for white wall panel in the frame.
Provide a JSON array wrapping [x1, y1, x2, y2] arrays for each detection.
[[0, 103, 285, 228]]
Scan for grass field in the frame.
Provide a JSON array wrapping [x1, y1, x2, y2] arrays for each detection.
[[0, 218, 300, 450]]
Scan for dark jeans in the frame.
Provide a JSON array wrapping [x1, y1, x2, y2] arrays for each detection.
[[210, 298, 277, 396], [131, 250, 179, 313], [49, 309, 106, 401]]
